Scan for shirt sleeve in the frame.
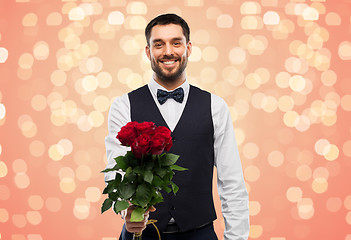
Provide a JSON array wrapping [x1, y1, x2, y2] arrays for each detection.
[[211, 94, 250, 240], [104, 94, 131, 182]]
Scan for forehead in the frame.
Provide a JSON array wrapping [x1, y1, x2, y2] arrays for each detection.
[[149, 24, 185, 42]]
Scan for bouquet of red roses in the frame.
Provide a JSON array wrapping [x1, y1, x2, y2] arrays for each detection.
[[101, 121, 186, 224]]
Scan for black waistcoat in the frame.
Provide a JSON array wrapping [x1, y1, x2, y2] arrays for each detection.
[[128, 85, 217, 232]]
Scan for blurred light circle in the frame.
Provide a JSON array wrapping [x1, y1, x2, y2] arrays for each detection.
[[243, 142, 259, 159], [229, 47, 246, 65], [18, 53, 34, 69], [249, 201, 261, 216], [46, 197, 62, 212], [82, 75, 98, 92], [33, 41, 50, 60], [244, 166, 260, 182], [267, 150, 284, 167], [326, 197, 342, 212], [28, 195, 44, 210], [22, 13, 38, 26], [12, 214, 27, 228], [85, 187, 101, 203], [289, 75, 306, 92], [14, 173, 30, 189], [97, 72, 112, 88], [26, 211, 42, 225], [338, 41, 351, 60], [0, 208, 9, 223], [263, 11, 280, 25], [74, 198, 90, 219], [286, 187, 303, 203], [240, 1, 261, 14], [0, 47, 9, 63], [303, 7, 319, 21], [202, 46, 218, 62], [312, 177, 328, 194], [323, 144, 339, 161], [69, 7, 86, 21], [315, 139, 330, 155], [60, 177, 76, 193], [216, 14, 233, 28], [325, 12, 341, 26], [0, 161, 8, 178], [108, 11, 124, 25]]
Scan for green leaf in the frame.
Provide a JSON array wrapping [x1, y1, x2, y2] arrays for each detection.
[[170, 181, 179, 194], [101, 198, 113, 214], [143, 170, 153, 184], [115, 156, 129, 171], [103, 181, 116, 194], [161, 185, 172, 193], [108, 192, 118, 201], [162, 169, 174, 185], [118, 182, 136, 199], [155, 167, 167, 178], [133, 166, 142, 174], [145, 161, 154, 170], [101, 164, 120, 173], [160, 153, 179, 167], [150, 190, 164, 205], [124, 171, 137, 183], [130, 198, 139, 206], [136, 183, 153, 207], [126, 151, 139, 167], [114, 200, 129, 213], [130, 207, 145, 222], [103, 181, 112, 194], [170, 165, 188, 171], [152, 175, 163, 187]]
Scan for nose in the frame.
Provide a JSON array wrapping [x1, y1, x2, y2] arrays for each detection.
[[164, 43, 174, 56]]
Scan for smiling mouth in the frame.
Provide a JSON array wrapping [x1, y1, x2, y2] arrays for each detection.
[[163, 60, 176, 65]]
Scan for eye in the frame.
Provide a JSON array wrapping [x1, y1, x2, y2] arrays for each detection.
[[154, 42, 163, 48], [173, 42, 181, 46]]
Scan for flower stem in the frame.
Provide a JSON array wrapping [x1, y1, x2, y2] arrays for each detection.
[[132, 232, 142, 240]]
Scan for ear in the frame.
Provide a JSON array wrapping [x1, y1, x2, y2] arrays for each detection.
[[145, 45, 151, 60], [186, 41, 192, 57]]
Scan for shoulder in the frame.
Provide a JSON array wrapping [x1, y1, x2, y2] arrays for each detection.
[[110, 93, 129, 111], [128, 85, 149, 97], [210, 93, 231, 121], [210, 92, 227, 108]]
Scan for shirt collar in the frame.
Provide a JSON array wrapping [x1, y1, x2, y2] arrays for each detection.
[[148, 77, 190, 98]]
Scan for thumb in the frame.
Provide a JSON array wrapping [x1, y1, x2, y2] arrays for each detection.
[[148, 206, 156, 212]]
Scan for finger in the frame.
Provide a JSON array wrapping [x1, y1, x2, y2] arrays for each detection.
[[125, 206, 137, 221], [148, 206, 156, 212], [126, 226, 147, 233], [126, 220, 147, 227]]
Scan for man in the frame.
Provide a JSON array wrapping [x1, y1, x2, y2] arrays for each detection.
[[104, 13, 249, 240]]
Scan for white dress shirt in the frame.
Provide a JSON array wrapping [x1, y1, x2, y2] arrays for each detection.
[[104, 78, 250, 240]]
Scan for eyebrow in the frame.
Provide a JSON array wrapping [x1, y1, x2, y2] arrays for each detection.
[[151, 37, 184, 43]]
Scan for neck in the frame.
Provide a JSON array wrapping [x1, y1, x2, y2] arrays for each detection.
[[154, 74, 186, 91]]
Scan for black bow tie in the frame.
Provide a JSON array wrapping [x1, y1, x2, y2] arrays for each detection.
[[157, 88, 184, 105]]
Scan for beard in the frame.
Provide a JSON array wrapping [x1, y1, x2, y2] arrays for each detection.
[[150, 53, 188, 83]]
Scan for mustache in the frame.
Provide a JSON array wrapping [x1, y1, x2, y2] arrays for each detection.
[[159, 55, 180, 61]]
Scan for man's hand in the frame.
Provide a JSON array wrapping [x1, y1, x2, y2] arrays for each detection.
[[125, 205, 156, 233]]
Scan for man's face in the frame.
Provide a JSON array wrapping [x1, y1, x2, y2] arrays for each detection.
[[146, 24, 192, 84]]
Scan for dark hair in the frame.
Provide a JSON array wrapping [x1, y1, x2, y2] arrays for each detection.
[[145, 13, 190, 46]]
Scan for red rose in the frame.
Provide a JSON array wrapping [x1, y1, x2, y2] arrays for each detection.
[[150, 134, 166, 155], [155, 126, 173, 151], [131, 134, 151, 159], [135, 122, 156, 135], [155, 126, 171, 138], [164, 137, 173, 152], [117, 122, 138, 146]]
